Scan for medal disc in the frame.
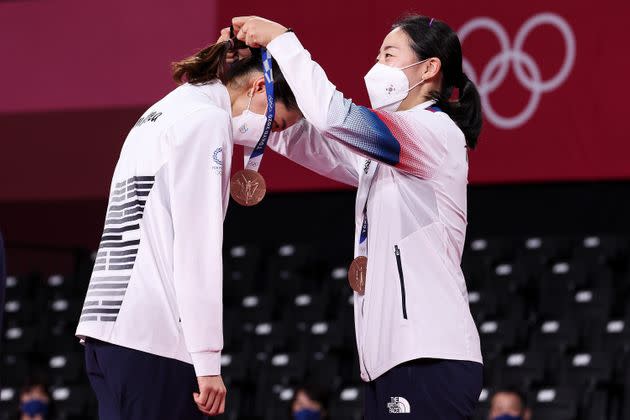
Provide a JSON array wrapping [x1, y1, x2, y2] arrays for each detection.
[[348, 256, 368, 295], [230, 169, 267, 206]]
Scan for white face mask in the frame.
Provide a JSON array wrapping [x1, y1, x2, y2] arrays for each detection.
[[364, 59, 429, 111], [232, 89, 267, 143]]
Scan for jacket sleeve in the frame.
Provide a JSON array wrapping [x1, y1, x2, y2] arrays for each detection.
[[267, 32, 448, 179], [166, 108, 228, 377], [234, 119, 360, 187]]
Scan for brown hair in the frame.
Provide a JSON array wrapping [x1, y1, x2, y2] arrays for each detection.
[[171, 42, 299, 112], [172, 41, 232, 85]]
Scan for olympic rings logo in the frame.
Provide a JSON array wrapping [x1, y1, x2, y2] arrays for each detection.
[[458, 12, 576, 129]]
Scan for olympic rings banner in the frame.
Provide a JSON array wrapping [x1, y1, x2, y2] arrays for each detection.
[[0, 0, 627, 201], [459, 13, 576, 131]]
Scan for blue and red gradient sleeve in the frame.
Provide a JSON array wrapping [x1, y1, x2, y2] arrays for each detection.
[[266, 32, 447, 179], [326, 101, 446, 179]]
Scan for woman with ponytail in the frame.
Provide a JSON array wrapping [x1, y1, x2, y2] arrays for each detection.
[[76, 36, 301, 419], [230, 14, 484, 419]]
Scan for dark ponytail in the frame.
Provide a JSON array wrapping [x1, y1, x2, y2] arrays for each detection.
[[393, 15, 483, 149], [171, 41, 299, 112]]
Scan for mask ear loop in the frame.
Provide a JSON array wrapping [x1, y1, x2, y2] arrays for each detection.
[[403, 58, 431, 92], [408, 79, 425, 91], [400, 57, 430, 70], [245, 88, 254, 111]]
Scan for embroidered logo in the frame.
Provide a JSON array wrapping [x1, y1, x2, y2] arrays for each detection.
[[212, 147, 223, 174], [387, 397, 411, 414], [363, 160, 372, 175], [133, 111, 163, 128]]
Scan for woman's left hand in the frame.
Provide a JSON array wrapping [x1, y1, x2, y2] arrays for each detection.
[[232, 16, 288, 48]]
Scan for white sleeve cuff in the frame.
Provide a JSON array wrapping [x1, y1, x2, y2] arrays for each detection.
[[190, 351, 222, 377], [267, 31, 304, 59]]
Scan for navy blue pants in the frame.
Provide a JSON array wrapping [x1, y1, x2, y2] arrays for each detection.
[[364, 358, 482, 419], [85, 339, 206, 420]]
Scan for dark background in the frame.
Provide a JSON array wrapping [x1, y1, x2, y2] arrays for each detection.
[[2, 181, 628, 275]]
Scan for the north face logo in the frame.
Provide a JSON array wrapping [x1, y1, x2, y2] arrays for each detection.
[[387, 396, 411, 413]]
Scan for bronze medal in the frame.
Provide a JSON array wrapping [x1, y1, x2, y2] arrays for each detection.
[[348, 256, 368, 295], [230, 169, 267, 207]]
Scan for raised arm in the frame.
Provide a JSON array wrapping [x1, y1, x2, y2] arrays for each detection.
[[234, 18, 448, 179], [234, 119, 360, 187]]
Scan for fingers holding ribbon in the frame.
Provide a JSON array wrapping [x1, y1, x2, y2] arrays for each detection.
[[231, 16, 288, 48]]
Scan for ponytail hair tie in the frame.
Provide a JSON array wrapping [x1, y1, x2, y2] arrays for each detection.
[[429, 18, 435, 27]]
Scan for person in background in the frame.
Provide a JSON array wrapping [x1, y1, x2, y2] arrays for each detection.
[[488, 388, 531, 420], [291, 384, 328, 420], [0, 231, 5, 354], [19, 379, 50, 420]]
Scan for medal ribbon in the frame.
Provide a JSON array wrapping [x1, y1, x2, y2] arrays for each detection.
[[243, 49, 275, 171], [356, 162, 378, 258]]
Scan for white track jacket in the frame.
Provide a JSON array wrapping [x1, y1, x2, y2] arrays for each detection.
[[76, 82, 233, 377], [260, 32, 483, 381]]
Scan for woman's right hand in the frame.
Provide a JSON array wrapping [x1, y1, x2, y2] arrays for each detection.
[[194, 375, 227, 416], [217, 27, 251, 65]]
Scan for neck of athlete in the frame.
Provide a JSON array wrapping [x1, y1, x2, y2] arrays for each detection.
[[397, 78, 441, 111]]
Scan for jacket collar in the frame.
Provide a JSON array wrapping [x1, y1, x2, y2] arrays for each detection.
[[194, 81, 233, 118]]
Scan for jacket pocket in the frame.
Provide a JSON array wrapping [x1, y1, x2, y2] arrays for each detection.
[[394, 245, 408, 320]]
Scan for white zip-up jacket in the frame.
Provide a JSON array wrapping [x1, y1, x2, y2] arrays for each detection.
[[259, 33, 483, 381], [76, 82, 233, 377]]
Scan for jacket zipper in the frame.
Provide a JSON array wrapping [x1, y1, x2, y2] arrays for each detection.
[[394, 245, 408, 319]]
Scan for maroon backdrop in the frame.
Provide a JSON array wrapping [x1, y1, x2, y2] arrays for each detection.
[[1, 0, 627, 201]]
